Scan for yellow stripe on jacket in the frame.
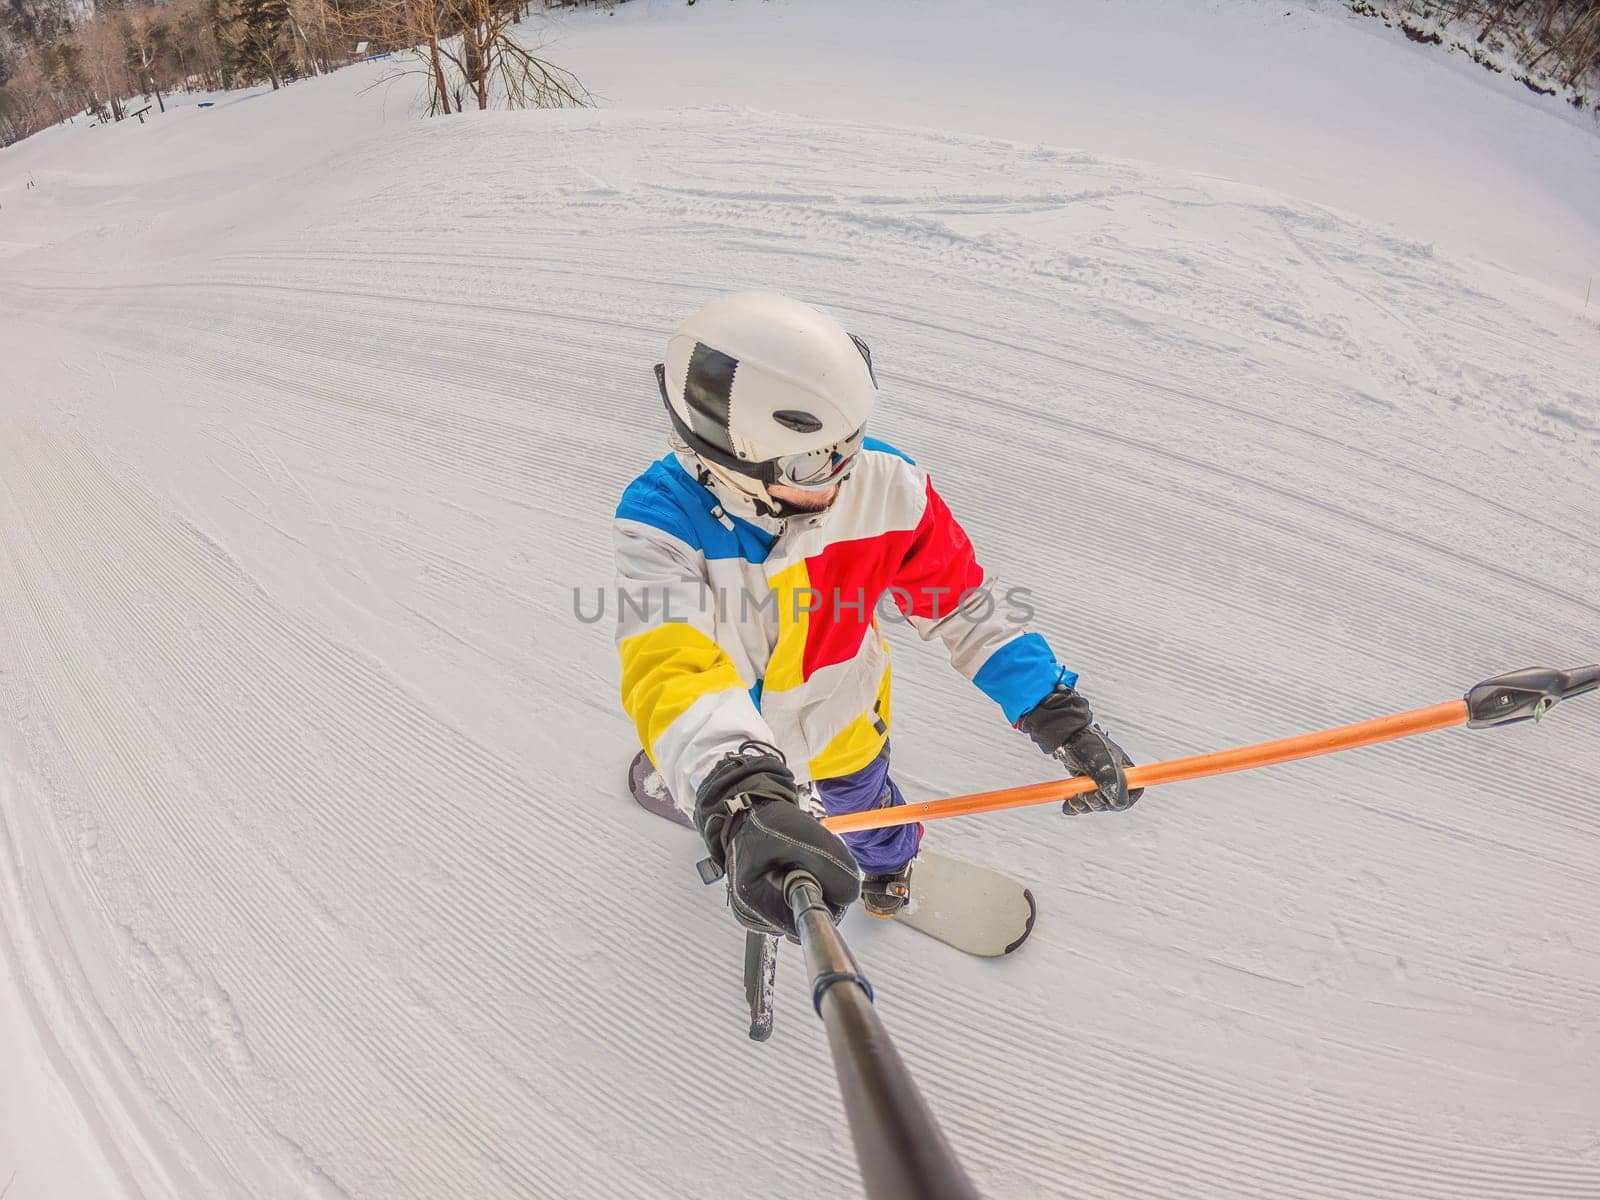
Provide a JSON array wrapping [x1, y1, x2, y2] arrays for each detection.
[[762, 561, 812, 694], [619, 622, 748, 765], [807, 644, 894, 781]]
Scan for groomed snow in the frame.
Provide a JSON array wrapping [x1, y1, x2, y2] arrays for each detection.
[[2, 2, 1597, 1197]]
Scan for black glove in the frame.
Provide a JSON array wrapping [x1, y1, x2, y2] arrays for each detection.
[[695, 742, 861, 938], [1017, 684, 1144, 814]]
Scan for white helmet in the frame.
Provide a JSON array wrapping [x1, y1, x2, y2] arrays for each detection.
[[657, 292, 877, 504]]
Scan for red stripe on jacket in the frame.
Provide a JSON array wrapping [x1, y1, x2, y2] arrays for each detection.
[[800, 478, 985, 679]]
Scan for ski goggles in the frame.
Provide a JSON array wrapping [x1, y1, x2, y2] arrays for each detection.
[[657, 362, 866, 491]]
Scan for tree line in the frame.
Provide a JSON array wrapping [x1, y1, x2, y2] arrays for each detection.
[[0, 0, 355, 142], [0, 0, 593, 146], [4, 1, 1595, 150], [1384, 1, 1600, 95]]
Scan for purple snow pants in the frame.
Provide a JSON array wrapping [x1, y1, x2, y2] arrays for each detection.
[[813, 742, 922, 876]]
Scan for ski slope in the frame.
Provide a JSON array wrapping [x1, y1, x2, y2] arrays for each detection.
[[2, 2, 1598, 1197]]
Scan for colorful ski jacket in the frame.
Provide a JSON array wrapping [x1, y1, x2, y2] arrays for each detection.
[[613, 441, 1077, 810]]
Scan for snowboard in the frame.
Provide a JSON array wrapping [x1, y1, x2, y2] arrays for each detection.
[[628, 750, 1035, 957]]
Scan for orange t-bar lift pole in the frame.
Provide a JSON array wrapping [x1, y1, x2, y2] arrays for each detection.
[[821, 664, 1599, 837]]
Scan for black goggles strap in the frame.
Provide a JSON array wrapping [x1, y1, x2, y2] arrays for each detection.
[[656, 362, 780, 487]]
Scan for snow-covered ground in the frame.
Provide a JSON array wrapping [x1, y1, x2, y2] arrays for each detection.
[[540, 0, 1600, 298], [1, 2, 1597, 1197]]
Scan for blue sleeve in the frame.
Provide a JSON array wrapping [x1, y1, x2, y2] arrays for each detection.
[[862, 436, 916, 465], [970, 633, 1078, 724]]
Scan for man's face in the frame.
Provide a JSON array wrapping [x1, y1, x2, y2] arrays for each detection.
[[767, 482, 839, 511]]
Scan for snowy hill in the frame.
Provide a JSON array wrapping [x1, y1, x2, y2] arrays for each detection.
[[2, 2, 1597, 1197]]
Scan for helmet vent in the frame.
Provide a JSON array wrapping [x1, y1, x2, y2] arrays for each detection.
[[772, 410, 824, 434]]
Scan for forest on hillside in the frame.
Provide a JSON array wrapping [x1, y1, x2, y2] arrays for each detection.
[[0, 0, 599, 143]]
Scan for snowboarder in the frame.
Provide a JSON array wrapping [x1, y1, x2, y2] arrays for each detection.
[[615, 292, 1140, 938]]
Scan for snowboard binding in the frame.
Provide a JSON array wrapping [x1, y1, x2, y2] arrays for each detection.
[[861, 859, 915, 919]]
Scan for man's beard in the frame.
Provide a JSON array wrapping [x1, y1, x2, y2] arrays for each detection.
[[773, 487, 838, 512]]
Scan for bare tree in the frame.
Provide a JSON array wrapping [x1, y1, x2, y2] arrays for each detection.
[[346, 0, 588, 115], [1522, 1, 1600, 81], [0, 50, 66, 139], [123, 6, 168, 108], [166, 0, 227, 90], [76, 10, 135, 119], [287, 0, 345, 75]]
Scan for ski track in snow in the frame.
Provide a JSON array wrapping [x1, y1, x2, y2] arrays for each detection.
[[2, 37, 1599, 1200]]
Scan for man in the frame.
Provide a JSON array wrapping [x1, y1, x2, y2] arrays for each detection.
[[614, 292, 1140, 939]]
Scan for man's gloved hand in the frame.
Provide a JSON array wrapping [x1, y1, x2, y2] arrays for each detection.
[[694, 742, 861, 938], [1017, 684, 1145, 814]]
